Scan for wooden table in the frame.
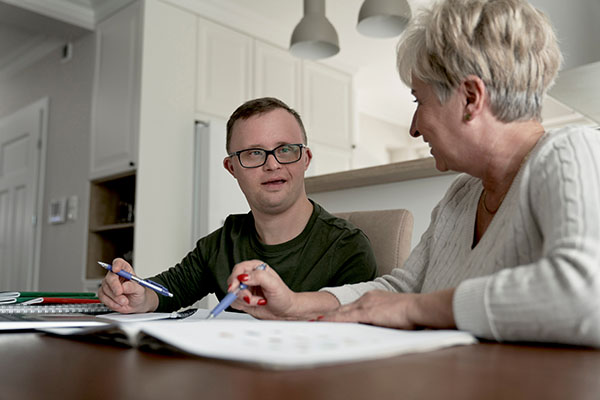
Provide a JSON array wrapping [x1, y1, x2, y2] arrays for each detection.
[[1, 332, 599, 400]]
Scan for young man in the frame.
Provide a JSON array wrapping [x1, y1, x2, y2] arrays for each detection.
[[98, 97, 377, 313]]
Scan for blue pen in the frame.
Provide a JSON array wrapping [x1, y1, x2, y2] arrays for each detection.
[[207, 263, 267, 319], [98, 261, 174, 298]]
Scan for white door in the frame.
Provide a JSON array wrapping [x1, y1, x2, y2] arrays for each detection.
[[0, 99, 47, 291]]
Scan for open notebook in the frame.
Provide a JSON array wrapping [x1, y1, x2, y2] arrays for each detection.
[[43, 309, 477, 369]]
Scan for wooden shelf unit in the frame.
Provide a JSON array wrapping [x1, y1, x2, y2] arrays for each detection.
[[86, 172, 136, 280]]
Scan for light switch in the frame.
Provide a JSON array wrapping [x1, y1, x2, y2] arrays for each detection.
[[48, 198, 67, 224], [67, 195, 78, 221]]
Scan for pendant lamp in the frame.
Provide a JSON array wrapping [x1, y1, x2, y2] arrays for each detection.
[[357, 0, 411, 38], [290, 0, 339, 60]]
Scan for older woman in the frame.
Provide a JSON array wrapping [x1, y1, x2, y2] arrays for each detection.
[[227, 0, 600, 347]]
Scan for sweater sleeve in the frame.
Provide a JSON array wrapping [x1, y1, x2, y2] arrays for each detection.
[[454, 128, 600, 346]]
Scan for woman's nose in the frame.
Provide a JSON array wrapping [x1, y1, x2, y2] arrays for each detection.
[[409, 114, 421, 138]]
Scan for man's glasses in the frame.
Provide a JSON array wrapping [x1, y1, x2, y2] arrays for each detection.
[[228, 143, 305, 168]]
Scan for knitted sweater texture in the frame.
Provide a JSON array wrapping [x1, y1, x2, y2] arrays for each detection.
[[324, 126, 600, 346]]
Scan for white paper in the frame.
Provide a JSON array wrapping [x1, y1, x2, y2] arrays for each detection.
[[137, 320, 477, 369], [0, 314, 109, 330], [42, 310, 476, 369]]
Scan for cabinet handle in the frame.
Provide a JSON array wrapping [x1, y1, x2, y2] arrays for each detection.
[[129, 161, 135, 167]]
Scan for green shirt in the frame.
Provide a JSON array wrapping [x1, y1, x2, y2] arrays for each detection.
[[152, 201, 377, 312]]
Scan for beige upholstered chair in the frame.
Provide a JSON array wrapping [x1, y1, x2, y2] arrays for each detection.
[[335, 209, 414, 277]]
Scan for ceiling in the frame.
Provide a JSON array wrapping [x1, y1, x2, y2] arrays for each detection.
[[0, 0, 596, 130]]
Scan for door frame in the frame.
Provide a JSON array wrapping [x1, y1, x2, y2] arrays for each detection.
[[32, 97, 49, 290], [0, 97, 48, 289]]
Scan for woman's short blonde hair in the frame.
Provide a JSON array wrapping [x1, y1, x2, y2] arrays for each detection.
[[397, 0, 562, 122]]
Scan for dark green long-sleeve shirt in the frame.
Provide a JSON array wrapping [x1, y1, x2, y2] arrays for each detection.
[[151, 201, 377, 312]]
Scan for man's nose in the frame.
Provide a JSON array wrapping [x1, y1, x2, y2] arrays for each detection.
[[263, 152, 280, 169]]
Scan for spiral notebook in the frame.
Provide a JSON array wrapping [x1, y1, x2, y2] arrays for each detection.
[[0, 303, 111, 315]]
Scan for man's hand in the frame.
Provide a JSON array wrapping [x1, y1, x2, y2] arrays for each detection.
[[97, 258, 158, 313]]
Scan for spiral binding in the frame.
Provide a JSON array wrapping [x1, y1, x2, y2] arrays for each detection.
[[0, 303, 110, 314]]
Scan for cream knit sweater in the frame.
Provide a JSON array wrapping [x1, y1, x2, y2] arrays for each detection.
[[324, 126, 600, 346]]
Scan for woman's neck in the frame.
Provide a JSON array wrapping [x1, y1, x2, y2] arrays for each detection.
[[479, 120, 545, 197]]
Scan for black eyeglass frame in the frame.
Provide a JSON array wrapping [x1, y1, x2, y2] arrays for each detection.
[[228, 143, 306, 168]]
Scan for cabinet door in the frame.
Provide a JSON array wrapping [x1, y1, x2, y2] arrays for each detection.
[[302, 61, 354, 175], [302, 61, 354, 155], [196, 17, 252, 118], [254, 41, 301, 111], [90, 1, 141, 179]]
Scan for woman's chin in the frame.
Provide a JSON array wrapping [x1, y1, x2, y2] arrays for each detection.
[[433, 156, 449, 172]]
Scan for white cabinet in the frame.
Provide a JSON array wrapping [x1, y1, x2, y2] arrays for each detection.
[[195, 17, 253, 118], [193, 15, 354, 175], [89, 1, 142, 179], [302, 61, 353, 148], [302, 61, 354, 175], [253, 41, 301, 111]]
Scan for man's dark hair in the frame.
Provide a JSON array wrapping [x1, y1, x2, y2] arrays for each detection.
[[226, 97, 307, 153]]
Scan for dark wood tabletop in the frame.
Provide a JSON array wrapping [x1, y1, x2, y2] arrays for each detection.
[[1, 332, 599, 400]]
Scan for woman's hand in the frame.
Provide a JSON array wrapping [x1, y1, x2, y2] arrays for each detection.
[[226, 260, 297, 319], [226, 260, 339, 320], [320, 289, 456, 330]]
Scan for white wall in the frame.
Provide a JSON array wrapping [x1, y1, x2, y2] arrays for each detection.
[[353, 112, 431, 169], [353, 113, 405, 168], [529, 0, 600, 70], [309, 173, 458, 249], [0, 35, 95, 290]]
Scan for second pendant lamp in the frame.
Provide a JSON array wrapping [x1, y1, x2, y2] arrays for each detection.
[[357, 0, 411, 38], [290, 0, 340, 60]]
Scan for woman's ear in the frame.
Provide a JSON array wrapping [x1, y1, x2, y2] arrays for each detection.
[[462, 75, 486, 121]]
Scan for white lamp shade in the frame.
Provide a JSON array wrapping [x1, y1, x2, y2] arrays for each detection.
[[290, 0, 339, 60], [357, 0, 411, 38]]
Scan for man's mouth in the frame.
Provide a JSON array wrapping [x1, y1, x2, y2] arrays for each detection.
[[262, 179, 286, 186]]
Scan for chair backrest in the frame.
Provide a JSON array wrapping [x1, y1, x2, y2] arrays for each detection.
[[334, 209, 413, 277]]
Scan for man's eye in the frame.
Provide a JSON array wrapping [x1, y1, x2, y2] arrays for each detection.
[[248, 150, 263, 157]]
